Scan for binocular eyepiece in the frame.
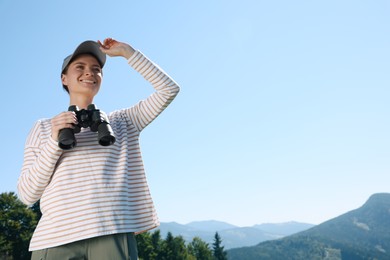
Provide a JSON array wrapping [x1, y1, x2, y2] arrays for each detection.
[[58, 104, 116, 150]]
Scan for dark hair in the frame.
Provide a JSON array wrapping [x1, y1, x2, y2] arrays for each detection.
[[62, 66, 70, 93]]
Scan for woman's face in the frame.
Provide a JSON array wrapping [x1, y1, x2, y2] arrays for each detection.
[[61, 54, 102, 98]]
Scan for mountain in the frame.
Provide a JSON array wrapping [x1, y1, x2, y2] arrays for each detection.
[[154, 220, 313, 249], [186, 220, 238, 231], [253, 221, 315, 236], [227, 193, 390, 259]]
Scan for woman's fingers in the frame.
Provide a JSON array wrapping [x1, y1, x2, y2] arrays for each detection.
[[51, 112, 77, 141]]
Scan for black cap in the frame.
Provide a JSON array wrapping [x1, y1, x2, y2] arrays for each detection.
[[61, 40, 106, 74]]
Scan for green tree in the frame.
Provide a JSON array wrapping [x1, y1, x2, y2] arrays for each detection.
[[137, 231, 156, 260], [188, 236, 213, 260], [212, 232, 228, 260], [151, 230, 163, 254], [137, 230, 218, 260], [0, 192, 39, 260], [137, 230, 164, 260], [160, 232, 194, 260]]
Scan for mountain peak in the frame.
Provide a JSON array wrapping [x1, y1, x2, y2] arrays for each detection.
[[364, 193, 390, 207], [186, 220, 237, 231]]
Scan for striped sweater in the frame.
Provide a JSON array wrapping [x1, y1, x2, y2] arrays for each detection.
[[17, 50, 180, 251]]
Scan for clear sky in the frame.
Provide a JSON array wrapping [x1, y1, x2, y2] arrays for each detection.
[[1, 0, 389, 227]]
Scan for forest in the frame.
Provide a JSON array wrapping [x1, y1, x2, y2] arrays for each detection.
[[0, 192, 228, 260]]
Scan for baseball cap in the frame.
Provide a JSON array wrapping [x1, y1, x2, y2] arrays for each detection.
[[61, 40, 106, 74]]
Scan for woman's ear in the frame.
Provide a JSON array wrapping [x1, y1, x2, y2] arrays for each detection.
[[61, 74, 67, 86]]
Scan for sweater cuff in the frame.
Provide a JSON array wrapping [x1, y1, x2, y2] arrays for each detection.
[[127, 50, 141, 65]]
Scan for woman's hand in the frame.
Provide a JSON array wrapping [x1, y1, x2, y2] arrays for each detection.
[[51, 111, 78, 141], [98, 38, 135, 59]]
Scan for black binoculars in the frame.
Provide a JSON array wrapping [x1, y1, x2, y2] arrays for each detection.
[[58, 104, 116, 150]]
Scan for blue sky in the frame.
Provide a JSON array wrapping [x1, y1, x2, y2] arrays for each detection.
[[1, 0, 389, 227]]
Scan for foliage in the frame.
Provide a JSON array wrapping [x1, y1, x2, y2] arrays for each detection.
[[160, 232, 193, 260], [212, 232, 228, 260], [137, 230, 227, 260], [0, 191, 228, 260], [0, 192, 40, 260], [137, 230, 160, 260], [188, 237, 213, 260]]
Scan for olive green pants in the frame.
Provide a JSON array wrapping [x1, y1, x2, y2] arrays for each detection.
[[31, 233, 138, 260]]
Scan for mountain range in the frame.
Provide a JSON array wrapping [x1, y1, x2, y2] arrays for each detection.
[[155, 220, 314, 249], [227, 193, 390, 259]]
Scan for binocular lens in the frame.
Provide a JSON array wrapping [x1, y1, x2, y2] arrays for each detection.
[[98, 123, 116, 146], [58, 128, 77, 150], [99, 136, 116, 146]]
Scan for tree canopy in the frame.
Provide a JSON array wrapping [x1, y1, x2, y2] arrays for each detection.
[[0, 192, 228, 260], [0, 192, 39, 260]]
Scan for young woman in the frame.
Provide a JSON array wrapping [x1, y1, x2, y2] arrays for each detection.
[[18, 38, 180, 260]]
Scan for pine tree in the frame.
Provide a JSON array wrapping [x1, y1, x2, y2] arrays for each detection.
[[188, 236, 213, 260], [212, 232, 228, 260], [150, 230, 163, 259], [136, 232, 156, 260], [161, 232, 192, 260]]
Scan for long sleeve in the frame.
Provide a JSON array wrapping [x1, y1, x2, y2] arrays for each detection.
[[17, 120, 63, 206], [123, 50, 180, 132]]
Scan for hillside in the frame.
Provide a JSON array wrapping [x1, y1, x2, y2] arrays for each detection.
[[155, 220, 314, 249], [227, 193, 390, 259]]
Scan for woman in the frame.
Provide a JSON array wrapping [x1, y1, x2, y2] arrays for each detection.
[[18, 38, 180, 260]]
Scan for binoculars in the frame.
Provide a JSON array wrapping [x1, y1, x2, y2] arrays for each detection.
[[58, 104, 116, 150]]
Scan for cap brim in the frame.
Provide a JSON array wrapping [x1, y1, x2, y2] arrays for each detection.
[[61, 40, 106, 73]]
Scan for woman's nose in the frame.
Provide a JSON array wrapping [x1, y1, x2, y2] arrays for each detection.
[[84, 68, 94, 75]]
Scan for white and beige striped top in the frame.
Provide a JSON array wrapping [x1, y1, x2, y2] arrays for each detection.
[[17, 50, 180, 251]]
